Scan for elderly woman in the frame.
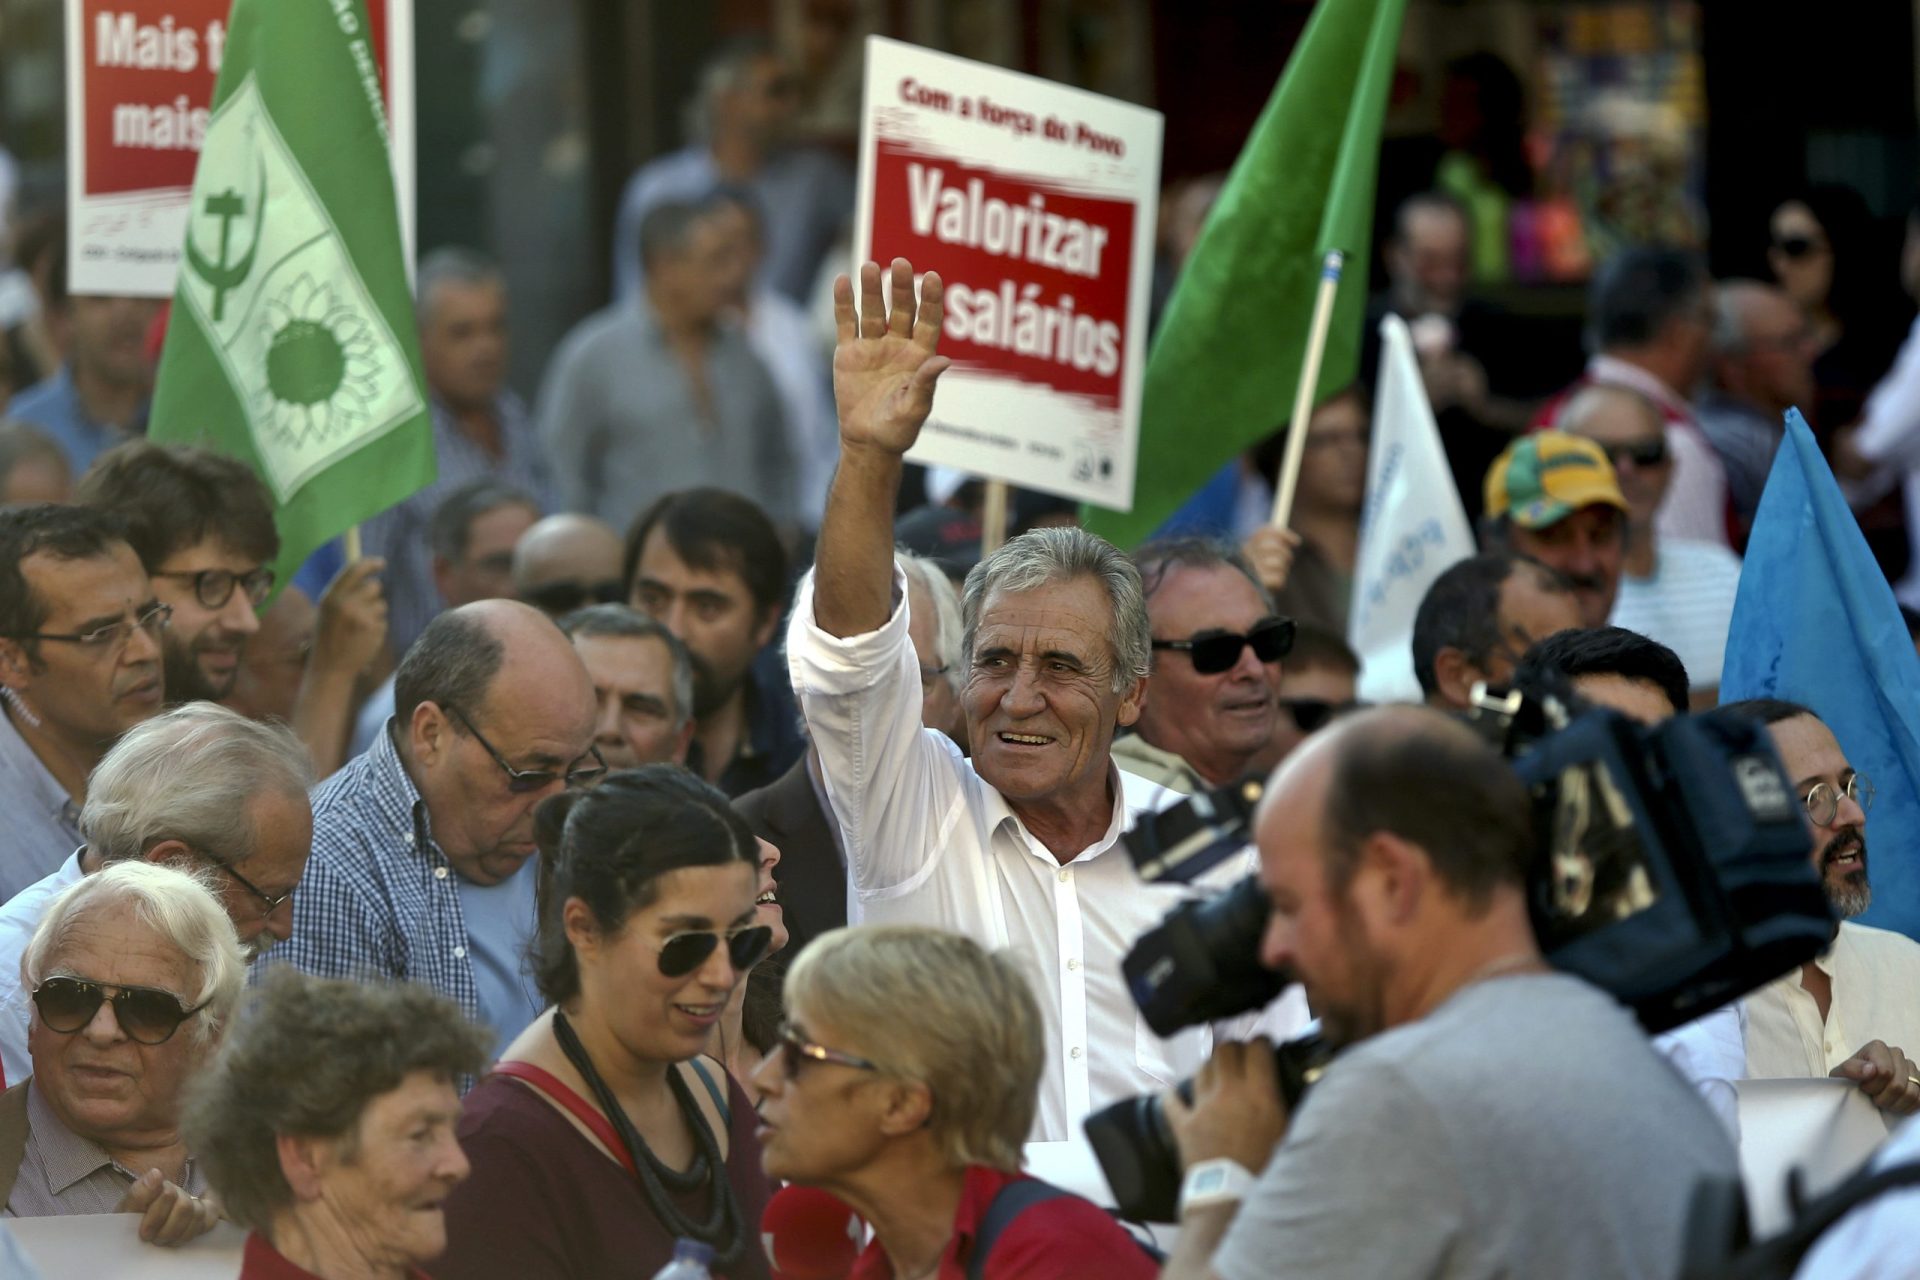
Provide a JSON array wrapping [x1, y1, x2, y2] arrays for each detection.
[[184, 970, 488, 1279], [755, 927, 1158, 1280], [0, 861, 243, 1246], [434, 766, 774, 1278]]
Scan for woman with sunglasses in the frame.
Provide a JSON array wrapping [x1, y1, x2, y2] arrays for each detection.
[[754, 926, 1157, 1280], [3, 861, 244, 1246], [435, 766, 774, 1278], [710, 836, 789, 1105]]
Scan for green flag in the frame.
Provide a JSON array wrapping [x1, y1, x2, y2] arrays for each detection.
[[1082, 0, 1407, 547], [150, 0, 433, 589]]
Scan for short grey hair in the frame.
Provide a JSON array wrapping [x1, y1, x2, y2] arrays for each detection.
[[81, 703, 314, 866], [961, 527, 1150, 693], [415, 246, 502, 325], [559, 603, 696, 730], [185, 970, 489, 1232], [24, 861, 246, 1047], [1131, 537, 1275, 615], [899, 553, 965, 697]]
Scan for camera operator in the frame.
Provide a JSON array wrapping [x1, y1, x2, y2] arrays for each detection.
[[1161, 705, 1738, 1280]]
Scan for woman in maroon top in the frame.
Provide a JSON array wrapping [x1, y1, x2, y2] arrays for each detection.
[[434, 766, 775, 1279], [755, 927, 1158, 1280]]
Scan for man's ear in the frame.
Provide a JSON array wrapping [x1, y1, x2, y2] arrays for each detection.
[[411, 700, 452, 767], [430, 555, 457, 604], [0, 638, 34, 693], [1353, 831, 1427, 927], [143, 838, 195, 869], [1432, 648, 1486, 711], [750, 605, 779, 654], [1115, 674, 1148, 729], [672, 718, 696, 764]]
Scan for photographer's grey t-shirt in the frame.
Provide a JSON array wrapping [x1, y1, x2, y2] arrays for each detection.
[[1215, 973, 1738, 1280]]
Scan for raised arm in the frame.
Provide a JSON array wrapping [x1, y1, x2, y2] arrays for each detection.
[[813, 258, 951, 638]]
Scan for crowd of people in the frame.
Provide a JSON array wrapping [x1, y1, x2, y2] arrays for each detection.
[[0, 32, 1919, 1280]]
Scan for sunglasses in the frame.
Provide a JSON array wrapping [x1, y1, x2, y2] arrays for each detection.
[[523, 579, 626, 616], [647, 924, 774, 978], [773, 1021, 882, 1078], [32, 976, 208, 1045], [1151, 616, 1296, 675], [1772, 234, 1825, 260], [445, 704, 608, 793], [1281, 697, 1359, 734], [1599, 438, 1669, 469]]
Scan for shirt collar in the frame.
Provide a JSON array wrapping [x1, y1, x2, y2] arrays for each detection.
[[980, 758, 1133, 865], [25, 1079, 194, 1196], [369, 721, 440, 853]]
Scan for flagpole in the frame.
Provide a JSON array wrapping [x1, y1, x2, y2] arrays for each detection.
[[343, 525, 362, 563], [1270, 250, 1345, 529], [981, 479, 1009, 556]]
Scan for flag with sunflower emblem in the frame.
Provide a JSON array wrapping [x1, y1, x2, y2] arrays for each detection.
[[149, 0, 433, 588]]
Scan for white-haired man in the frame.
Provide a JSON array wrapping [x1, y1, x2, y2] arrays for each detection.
[[790, 259, 1305, 1144], [0, 702, 313, 1085]]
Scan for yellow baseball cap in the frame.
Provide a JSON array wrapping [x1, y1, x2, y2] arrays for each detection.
[[1484, 432, 1630, 529]]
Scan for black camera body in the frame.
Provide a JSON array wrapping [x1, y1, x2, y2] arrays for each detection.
[[1086, 685, 1836, 1223]]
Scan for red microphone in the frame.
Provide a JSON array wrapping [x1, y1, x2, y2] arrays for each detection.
[[762, 1184, 866, 1280]]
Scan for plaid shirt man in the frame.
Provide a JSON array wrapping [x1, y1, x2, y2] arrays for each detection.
[[272, 723, 480, 1020]]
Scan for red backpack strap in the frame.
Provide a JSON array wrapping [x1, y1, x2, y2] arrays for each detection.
[[490, 1061, 637, 1177]]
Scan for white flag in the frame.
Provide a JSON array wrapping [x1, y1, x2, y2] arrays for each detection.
[[1347, 314, 1477, 702]]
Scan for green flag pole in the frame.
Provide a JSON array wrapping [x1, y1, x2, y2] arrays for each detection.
[[1269, 250, 1345, 529]]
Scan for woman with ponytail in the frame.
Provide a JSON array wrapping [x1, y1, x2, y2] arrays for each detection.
[[433, 766, 774, 1278]]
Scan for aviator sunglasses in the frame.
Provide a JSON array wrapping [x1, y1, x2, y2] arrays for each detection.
[[32, 976, 208, 1045], [1152, 616, 1296, 675], [647, 924, 775, 978]]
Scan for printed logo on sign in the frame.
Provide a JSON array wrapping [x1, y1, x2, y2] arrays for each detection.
[[178, 77, 421, 503]]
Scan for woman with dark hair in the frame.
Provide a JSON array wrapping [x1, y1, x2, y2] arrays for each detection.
[[433, 766, 775, 1278], [1769, 184, 1914, 429]]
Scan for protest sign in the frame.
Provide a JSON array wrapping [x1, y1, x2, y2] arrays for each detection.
[[856, 36, 1161, 509], [63, 0, 414, 297]]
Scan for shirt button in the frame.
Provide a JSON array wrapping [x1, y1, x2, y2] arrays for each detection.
[[434, 866, 449, 880], [1067, 958, 1081, 971], [1069, 1046, 1083, 1059], [453, 946, 466, 960], [405, 833, 416, 846], [1057, 868, 1071, 883]]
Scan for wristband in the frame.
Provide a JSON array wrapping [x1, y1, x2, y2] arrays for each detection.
[[1178, 1158, 1254, 1214]]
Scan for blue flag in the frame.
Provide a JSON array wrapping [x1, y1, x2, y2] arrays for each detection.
[[1721, 409, 1920, 940]]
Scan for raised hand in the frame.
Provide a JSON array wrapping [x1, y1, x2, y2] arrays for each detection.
[[833, 258, 952, 456], [312, 556, 389, 679]]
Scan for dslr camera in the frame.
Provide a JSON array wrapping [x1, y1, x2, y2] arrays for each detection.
[[1086, 678, 1836, 1223]]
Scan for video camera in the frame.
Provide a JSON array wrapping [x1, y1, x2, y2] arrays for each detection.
[[1086, 677, 1838, 1222]]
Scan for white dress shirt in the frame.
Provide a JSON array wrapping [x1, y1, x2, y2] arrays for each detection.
[[1747, 921, 1920, 1078], [1585, 355, 1732, 550], [1653, 1001, 1747, 1140], [787, 569, 1308, 1140], [0, 849, 86, 1087]]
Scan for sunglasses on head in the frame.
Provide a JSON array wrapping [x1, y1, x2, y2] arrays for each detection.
[[649, 924, 774, 978], [1151, 616, 1296, 675], [1599, 438, 1669, 469], [1772, 234, 1824, 260], [32, 976, 207, 1045], [523, 579, 627, 616]]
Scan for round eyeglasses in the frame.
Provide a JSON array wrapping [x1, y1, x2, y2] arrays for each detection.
[[1805, 773, 1873, 827]]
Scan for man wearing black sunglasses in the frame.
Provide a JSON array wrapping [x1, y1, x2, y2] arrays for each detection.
[[278, 600, 598, 1057], [1119, 539, 1290, 795], [511, 513, 625, 620]]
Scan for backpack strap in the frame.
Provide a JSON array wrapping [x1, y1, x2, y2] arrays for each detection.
[[966, 1178, 1072, 1280], [1725, 1160, 1920, 1279]]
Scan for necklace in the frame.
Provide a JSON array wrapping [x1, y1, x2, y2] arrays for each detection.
[[553, 1009, 745, 1267], [1459, 952, 1548, 989]]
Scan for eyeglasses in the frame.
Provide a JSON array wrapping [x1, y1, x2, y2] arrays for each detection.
[[1151, 617, 1296, 675], [773, 1021, 882, 1078], [1598, 438, 1669, 470], [646, 924, 775, 978], [444, 704, 608, 793], [522, 579, 626, 616], [1281, 697, 1359, 734], [189, 847, 294, 918], [151, 567, 275, 610], [0, 602, 173, 652], [1772, 234, 1826, 260], [1806, 772, 1874, 827], [32, 976, 208, 1045]]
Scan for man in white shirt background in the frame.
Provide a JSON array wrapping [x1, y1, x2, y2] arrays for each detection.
[[790, 258, 1304, 1142]]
